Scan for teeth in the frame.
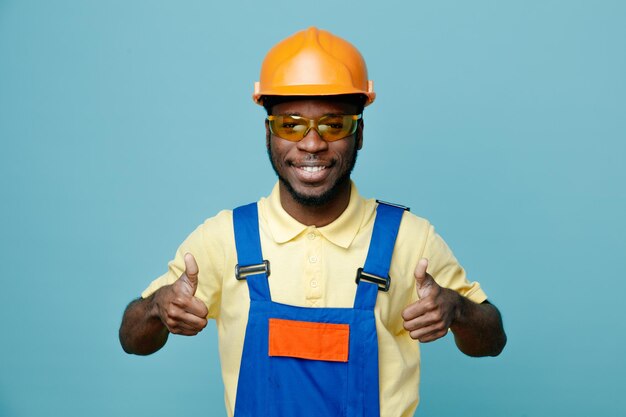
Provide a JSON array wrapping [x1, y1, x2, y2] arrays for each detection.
[[300, 166, 325, 173]]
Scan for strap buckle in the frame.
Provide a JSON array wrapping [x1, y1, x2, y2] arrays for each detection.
[[235, 260, 271, 280], [376, 200, 410, 211], [355, 268, 390, 292]]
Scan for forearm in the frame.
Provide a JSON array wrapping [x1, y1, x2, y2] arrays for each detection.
[[119, 294, 169, 355], [449, 293, 507, 357]]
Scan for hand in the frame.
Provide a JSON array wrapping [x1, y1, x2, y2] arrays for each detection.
[[153, 253, 209, 336], [401, 258, 460, 343]]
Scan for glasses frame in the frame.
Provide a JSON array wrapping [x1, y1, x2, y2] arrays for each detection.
[[267, 114, 362, 142]]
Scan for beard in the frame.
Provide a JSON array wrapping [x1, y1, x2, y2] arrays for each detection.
[[267, 141, 359, 207]]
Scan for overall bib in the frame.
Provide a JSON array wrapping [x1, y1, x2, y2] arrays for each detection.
[[232, 202, 405, 417]]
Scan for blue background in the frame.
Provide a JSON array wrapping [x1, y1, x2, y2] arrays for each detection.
[[1, 0, 625, 416]]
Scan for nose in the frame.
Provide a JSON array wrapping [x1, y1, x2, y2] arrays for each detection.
[[296, 127, 329, 154]]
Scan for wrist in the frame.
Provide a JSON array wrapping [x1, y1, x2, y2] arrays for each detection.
[[147, 287, 168, 321], [449, 289, 466, 329]]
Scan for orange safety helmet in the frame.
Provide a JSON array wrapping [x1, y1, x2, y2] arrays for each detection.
[[253, 27, 375, 106]]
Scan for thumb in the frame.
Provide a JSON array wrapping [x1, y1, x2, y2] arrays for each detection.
[[182, 252, 199, 295], [414, 258, 432, 299]]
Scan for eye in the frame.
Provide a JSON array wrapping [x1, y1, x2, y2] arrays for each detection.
[[278, 116, 307, 134], [320, 116, 345, 130]]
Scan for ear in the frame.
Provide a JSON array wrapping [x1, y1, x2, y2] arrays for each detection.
[[265, 119, 271, 150], [356, 119, 364, 150]]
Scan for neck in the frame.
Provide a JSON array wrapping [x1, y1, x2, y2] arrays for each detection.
[[279, 180, 352, 227]]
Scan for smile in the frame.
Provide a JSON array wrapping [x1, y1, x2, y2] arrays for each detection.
[[289, 163, 332, 183], [299, 166, 326, 173]]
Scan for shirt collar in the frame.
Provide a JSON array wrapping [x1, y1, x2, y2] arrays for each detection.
[[261, 181, 366, 249]]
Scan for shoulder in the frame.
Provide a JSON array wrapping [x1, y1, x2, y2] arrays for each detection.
[[198, 209, 233, 233], [396, 209, 433, 249], [398, 209, 432, 232], [385, 209, 433, 281], [395, 210, 457, 266], [185, 209, 235, 252]]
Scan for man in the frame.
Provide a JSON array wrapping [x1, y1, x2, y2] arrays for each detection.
[[119, 27, 506, 417]]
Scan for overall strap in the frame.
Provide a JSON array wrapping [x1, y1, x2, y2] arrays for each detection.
[[354, 202, 407, 310], [233, 203, 271, 301]]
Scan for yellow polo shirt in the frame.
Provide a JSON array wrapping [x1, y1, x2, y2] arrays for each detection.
[[142, 181, 487, 417]]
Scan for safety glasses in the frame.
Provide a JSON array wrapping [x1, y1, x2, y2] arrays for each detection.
[[267, 114, 362, 142]]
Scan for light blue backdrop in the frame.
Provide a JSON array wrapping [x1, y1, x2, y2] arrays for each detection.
[[1, 0, 625, 416]]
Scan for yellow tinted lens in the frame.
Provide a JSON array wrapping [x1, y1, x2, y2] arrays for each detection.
[[318, 115, 358, 142], [268, 114, 360, 142], [270, 115, 308, 141]]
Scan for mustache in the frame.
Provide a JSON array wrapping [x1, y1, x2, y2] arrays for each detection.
[[301, 154, 321, 161]]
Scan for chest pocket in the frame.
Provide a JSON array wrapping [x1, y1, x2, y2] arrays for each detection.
[[268, 318, 349, 362]]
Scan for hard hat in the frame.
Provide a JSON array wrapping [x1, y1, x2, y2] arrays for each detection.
[[253, 27, 375, 106]]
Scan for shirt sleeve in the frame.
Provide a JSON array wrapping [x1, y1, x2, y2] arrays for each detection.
[[141, 211, 232, 319], [422, 225, 488, 304]]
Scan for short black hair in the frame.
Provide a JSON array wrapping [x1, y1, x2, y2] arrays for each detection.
[[262, 94, 366, 115]]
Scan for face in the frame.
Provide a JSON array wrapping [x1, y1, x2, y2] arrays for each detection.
[[266, 98, 363, 207]]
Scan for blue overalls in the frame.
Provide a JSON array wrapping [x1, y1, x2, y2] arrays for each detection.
[[232, 201, 406, 417]]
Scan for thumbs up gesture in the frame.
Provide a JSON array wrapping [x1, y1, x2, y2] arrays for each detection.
[[401, 259, 461, 343], [154, 253, 209, 336]]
